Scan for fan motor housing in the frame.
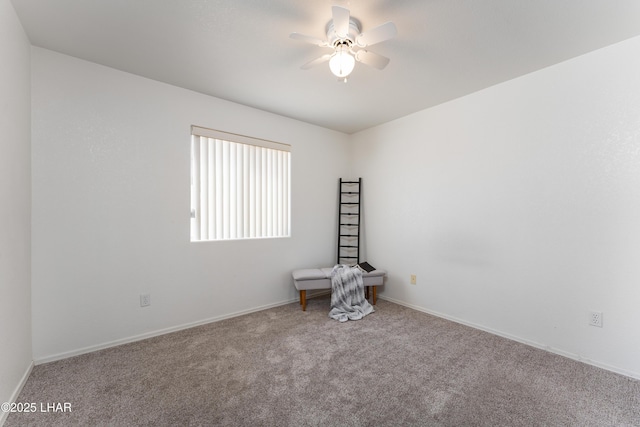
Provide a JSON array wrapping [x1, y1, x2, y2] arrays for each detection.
[[326, 17, 361, 47]]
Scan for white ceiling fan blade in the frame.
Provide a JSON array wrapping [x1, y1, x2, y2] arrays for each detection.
[[332, 6, 350, 38], [356, 21, 397, 47], [301, 54, 332, 70], [355, 50, 390, 70], [290, 32, 329, 47]]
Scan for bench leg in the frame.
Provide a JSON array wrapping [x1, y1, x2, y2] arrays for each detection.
[[365, 286, 370, 300], [372, 286, 377, 305], [300, 290, 306, 311]]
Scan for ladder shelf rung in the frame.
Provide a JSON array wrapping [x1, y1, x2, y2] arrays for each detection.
[[338, 178, 362, 265]]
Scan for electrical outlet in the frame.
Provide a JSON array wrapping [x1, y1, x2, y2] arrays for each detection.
[[589, 311, 603, 327], [410, 274, 417, 285], [140, 294, 151, 307]]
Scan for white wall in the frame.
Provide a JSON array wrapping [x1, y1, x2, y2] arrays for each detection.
[[0, 0, 32, 418], [31, 48, 350, 361], [351, 36, 640, 378]]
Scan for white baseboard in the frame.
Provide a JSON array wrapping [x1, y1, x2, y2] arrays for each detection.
[[34, 297, 300, 365], [35, 291, 337, 365], [378, 294, 640, 381], [32, 292, 638, 381], [306, 289, 331, 298], [0, 360, 34, 427]]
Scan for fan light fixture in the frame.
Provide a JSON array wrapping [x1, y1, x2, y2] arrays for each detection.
[[329, 43, 355, 80], [290, 6, 397, 82]]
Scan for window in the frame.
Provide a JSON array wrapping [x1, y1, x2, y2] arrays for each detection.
[[190, 126, 291, 241]]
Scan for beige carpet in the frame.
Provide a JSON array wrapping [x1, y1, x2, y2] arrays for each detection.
[[6, 295, 640, 426]]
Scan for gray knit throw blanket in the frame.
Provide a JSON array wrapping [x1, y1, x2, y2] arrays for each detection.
[[328, 264, 374, 322]]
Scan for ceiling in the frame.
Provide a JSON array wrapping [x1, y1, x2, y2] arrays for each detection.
[[11, 0, 640, 134]]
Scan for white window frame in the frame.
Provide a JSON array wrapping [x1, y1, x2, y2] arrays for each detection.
[[190, 126, 291, 241]]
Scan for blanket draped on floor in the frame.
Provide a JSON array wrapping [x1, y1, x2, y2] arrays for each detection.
[[328, 264, 374, 322]]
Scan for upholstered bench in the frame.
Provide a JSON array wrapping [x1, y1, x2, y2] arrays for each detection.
[[292, 267, 386, 311]]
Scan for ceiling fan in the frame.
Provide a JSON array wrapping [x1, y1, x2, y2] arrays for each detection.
[[290, 6, 397, 82]]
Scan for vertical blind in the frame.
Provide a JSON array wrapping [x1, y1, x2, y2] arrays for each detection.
[[190, 126, 291, 241]]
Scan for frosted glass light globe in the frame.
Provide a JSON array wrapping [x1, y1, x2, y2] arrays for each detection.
[[329, 47, 355, 78]]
